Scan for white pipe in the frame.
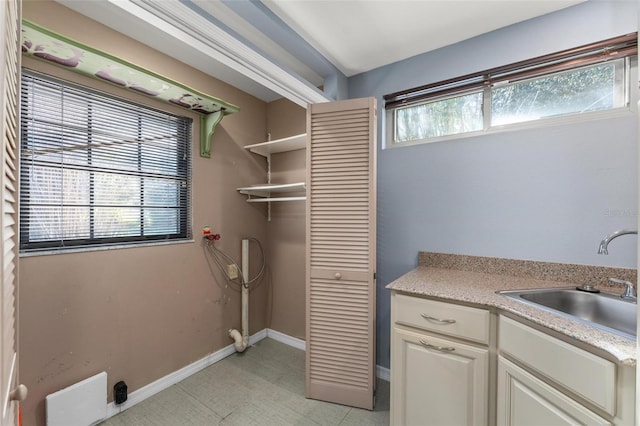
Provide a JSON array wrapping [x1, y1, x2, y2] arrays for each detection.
[[228, 328, 245, 352], [241, 239, 249, 345], [228, 239, 250, 352]]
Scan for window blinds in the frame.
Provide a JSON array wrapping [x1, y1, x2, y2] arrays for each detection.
[[20, 70, 192, 251], [384, 32, 637, 110]]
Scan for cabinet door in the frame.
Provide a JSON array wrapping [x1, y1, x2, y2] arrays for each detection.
[[497, 356, 610, 426], [391, 327, 489, 426], [305, 98, 377, 409]]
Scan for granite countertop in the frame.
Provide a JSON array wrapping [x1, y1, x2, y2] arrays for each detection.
[[386, 257, 637, 367]]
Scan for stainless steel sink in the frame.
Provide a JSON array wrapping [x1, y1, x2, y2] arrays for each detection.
[[497, 287, 637, 339]]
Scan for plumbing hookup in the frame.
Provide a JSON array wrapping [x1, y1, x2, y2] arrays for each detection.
[[204, 229, 265, 352]]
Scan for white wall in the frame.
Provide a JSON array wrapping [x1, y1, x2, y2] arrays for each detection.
[[348, 1, 639, 368]]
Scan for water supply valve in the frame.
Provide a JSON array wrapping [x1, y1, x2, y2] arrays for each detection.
[[203, 225, 221, 241]]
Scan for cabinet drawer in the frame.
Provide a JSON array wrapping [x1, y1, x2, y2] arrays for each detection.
[[392, 293, 490, 344], [499, 315, 616, 416]]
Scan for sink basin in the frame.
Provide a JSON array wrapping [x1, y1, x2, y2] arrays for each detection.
[[497, 287, 637, 339]]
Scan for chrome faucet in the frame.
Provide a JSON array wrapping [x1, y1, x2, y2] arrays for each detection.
[[597, 228, 637, 255], [609, 278, 637, 301], [598, 229, 638, 301]]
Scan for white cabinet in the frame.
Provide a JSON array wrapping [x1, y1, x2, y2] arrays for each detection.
[[499, 315, 616, 414], [498, 315, 635, 426], [390, 292, 490, 425], [498, 356, 610, 425], [392, 326, 489, 425], [390, 294, 636, 426]]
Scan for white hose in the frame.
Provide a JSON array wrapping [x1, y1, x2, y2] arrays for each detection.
[[205, 237, 265, 287]]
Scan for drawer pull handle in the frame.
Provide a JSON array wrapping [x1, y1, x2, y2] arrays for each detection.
[[420, 314, 456, 324], [418, 339, 456, 352]]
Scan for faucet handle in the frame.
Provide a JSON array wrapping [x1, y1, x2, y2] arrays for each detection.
[[608, 278, 637, 301]]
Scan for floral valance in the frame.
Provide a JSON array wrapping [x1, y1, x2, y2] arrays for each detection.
[[21, 20, 240, 158]]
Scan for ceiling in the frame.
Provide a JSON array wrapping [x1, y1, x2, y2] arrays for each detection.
[[56, 0, 585, 105], [263, 0, 584, 77]]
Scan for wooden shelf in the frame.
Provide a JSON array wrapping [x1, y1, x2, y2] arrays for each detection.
[[245, 196, 306, 203], [244, 134, 306, 157], [237, 182, 306, 199]]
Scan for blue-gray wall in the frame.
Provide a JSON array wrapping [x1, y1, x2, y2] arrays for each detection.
[[348, 1, 639, 368]]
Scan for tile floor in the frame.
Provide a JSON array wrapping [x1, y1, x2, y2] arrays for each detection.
[[100, 338, 390, 425]]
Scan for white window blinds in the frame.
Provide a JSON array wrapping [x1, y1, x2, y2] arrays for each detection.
[[20, 70, 192, 252]]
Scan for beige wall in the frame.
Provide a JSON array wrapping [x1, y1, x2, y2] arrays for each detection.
[[265, 99, 307, 340], [20, 2, 271, 425]]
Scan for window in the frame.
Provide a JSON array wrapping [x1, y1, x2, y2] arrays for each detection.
[[394, 92, 483, 141], [490, 62, 625, 126], [385, 33, 636, 146], [20, 70, 192, 252]]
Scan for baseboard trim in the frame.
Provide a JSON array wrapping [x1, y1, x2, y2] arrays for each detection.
[[266, 328, 306, 350], [104, 328, 388, 421], [105, 329, 269, 420], [263, 329, 389, 382], [377, 365, 390, 382], [248, 328, 268, 345]]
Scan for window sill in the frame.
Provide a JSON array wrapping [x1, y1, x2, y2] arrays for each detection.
[[385, 105, 634, 149], [19, 238, 195, 257]]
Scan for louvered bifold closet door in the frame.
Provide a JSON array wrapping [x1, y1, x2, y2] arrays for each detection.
[[0, 0, 22, 425], [306, 97, 376, 410]]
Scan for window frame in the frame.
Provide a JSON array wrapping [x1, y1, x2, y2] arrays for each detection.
[[384, 33, 637, 149], [19, 69, 194, 254]]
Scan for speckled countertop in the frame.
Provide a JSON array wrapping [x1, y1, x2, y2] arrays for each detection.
[[386, 253, 637, 366]]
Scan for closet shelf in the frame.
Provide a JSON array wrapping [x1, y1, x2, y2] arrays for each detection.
[[240, 134, 307, 218], [245, 196, 306, 203], [244, 133, 307, 157], [237, 182, 306, 202]]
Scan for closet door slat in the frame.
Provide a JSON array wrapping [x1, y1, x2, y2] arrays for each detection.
[[306, 97, 377, 410], [1, 1, 21, 424]]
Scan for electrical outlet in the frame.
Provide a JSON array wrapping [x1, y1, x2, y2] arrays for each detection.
[[114, 381, 127, 405], [227, 264, 238, 279]]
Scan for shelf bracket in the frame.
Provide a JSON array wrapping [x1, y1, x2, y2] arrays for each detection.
[[200, 110, 225, 158]]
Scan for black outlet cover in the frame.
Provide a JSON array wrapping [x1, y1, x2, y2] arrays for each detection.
[[114, 380, 128, 405]]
